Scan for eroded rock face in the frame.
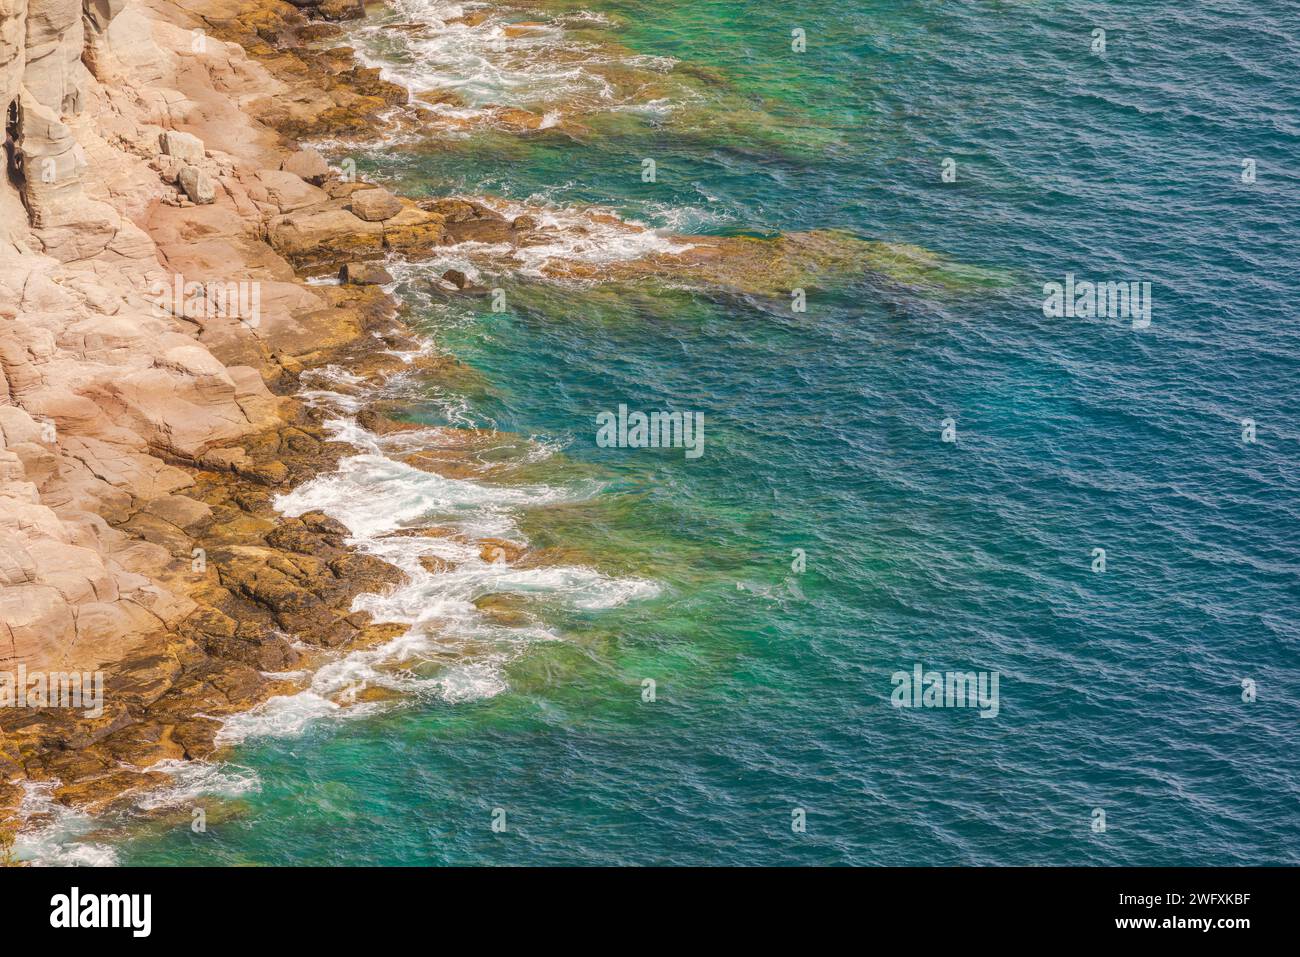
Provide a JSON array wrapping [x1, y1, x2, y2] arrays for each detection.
[[81, 0, 125, 79], [23, 0, 86, 115], [0, 0, 123, 258]]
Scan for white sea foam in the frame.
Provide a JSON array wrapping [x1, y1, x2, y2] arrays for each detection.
[[430, 660, 509, 702], [216, 691, 381, 745], [240, 396, 658, 739], [347, 0, 674, 122], [133, 760, 261, 811], [387, 196, 693, 281], [20, 353, 655, 860], [492, 196, 694, 267], [277, 452, 572, 537], [12, 782, 118, 867]]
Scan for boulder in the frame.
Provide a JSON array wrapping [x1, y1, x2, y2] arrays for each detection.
[[159, 130, 205, 165], [380, 205, 446, 251], [178, 165, 215, 205], [254, 169, 328, 212], [349, 187, 404, 222], [267, 207, 385, 268]]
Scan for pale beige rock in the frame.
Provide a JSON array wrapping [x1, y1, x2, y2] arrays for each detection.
[[0, 529, 37, 585], [349, 186, 403, 222], [0, 405, 47, 446], [177, 164, 214, 204], [81, 0, 125, 80], [0, 0, 305, 677], [340, 261, 394, 286], [253, 168, 327, 212]]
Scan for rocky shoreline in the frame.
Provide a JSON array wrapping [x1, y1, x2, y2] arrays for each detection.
[[0, 0, 513, 826], [0, 0, 955, 838]]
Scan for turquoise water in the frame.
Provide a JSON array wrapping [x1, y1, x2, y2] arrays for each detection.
[[101, 0, 1299, 865]]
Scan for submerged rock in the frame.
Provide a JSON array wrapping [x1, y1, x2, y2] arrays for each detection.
[[419, 198, 476, 223], [419, 555, 456, 575], [478, 539, 528, 564], [414, 89, 467, 108]]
